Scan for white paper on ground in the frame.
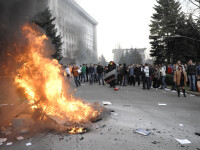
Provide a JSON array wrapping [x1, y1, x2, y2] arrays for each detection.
[[0, 138, 7, 143], [6, 142, 12, 146], [158, 103, 167, 106], [179, 124, 184, 127], [171, 90, 176, 93], [175, 139, 191, 144], [180, 92, 183, 95], [190, 94, 195, 97], [16, 136, 24, 140], [165, 88, 170, 91], [26, 142, 32, 146], [102, 101, 112, 105], [114, 113, 118, 116]]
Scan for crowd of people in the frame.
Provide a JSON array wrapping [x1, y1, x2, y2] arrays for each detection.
[[64, 59, 200, 97]]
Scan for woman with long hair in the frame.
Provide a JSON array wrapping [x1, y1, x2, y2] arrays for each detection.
[[174, 65, 188, 97]]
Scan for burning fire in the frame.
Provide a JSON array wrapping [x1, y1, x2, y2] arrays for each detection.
[[14, 23, 100, 131]]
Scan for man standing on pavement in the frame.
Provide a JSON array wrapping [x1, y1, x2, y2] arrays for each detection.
[[81, 64, 86, 83], [187, 60, 196, 92], [160, 64, 167, 89], [129, 64, 135, 86], [122, 63, 128, 86], [97, 62, 105, 85], [135, 64, 141, 86], [72, 64, 81, 87], [89, 63, 95, 84], [143, 63, 150, 90]]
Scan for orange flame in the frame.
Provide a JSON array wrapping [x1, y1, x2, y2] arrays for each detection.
[[14, 23, 99, 125]]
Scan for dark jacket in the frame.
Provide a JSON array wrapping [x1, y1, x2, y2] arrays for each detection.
[[123, 65, 128, 76], [89, 67, 95, 74], [86, 66, 89, 74], [187, 64, 196, 75], [97, 65, 104, 74], [135, 67, 141, 76], [108, 62, 116, 72]]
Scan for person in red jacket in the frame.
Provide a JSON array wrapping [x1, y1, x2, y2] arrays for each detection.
[[167, 64, 172, 74], [72, 64, 81, 87]]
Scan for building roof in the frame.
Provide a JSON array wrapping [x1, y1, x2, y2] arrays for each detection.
[[65, 0, 98, 25], [112, 48, 146, 53]]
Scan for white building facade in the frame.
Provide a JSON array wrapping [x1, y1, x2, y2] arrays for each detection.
[[48, 0, 98, 64]]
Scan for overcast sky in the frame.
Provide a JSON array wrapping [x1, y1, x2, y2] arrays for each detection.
[[74, 0, 188, 61]]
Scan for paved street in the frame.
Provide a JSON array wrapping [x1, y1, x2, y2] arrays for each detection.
[[1, 80, 200, 150]]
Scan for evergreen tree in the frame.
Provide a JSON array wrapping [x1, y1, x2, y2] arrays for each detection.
[[99, 54, 107, 66], [119, 53, 125, 65], [149, 0, 183, 64], [32, 8, 63, 61]]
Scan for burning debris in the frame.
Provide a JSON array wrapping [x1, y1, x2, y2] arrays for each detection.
[[0, 23, 103, 145]]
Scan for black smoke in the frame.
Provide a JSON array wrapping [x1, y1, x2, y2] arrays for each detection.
[[0, 0, 47, 68]]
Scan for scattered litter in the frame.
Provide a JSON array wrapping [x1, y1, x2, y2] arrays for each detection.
[[175, 139, 191, 145], [0, 138, 7, 143], [102, 101, 112, 105], [5, 131, 12, 135], [6, 142, 13, 146], [114, 87, 119, 91], [195, 132, 200, 136], [19, 128, 30, 134], [0, 104, 14, 107], [189, 94, 195, 97], [26, 142, 32, 146], [114, 113, 118, 116], [16, 136, 24, 140], [171, 90, 176, 93], [180, 92, 183, 95], [79, 137, 84, 140], [179, 124, 184, 127], [109, 109, 115, 112], [151, 141, 160, 144], [123, 105, 130, 107], [158, 103, 167, 106], [134, 129, 151, 136]]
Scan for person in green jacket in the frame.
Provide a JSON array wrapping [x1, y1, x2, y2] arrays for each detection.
[[81, 64, 86, 83]]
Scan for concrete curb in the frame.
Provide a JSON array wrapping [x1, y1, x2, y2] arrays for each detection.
[[186, 90, 200, 97]]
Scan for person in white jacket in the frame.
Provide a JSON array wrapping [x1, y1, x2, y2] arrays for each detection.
[[160, 65, 167, 89], [143, 63, 150, 89]]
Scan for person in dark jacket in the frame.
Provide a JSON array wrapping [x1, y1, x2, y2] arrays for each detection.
[[153, 67, 160, 89], [187, 60, 196, 92], [97, 62, 105, 85], [129, 65, 135, 86], [108, 61, 116, 88], [122, 63, 128, 86], [89, 63, 95, 84], [117, 64, 123, 86], [135, 65, 141, 86], [86, 64, 89, 82]]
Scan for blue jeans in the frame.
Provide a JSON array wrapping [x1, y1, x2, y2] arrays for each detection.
[[161, 76, 167, 89], [94, 73, 98, 82], [98, 73, 104, 84], [188, 75, 196, 91], [123, 75, 127, 86], [143, 77, 150, 89], [81, 73, 86, 82], [89, 73, 94, 84], [74, 76, 80, 87]]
